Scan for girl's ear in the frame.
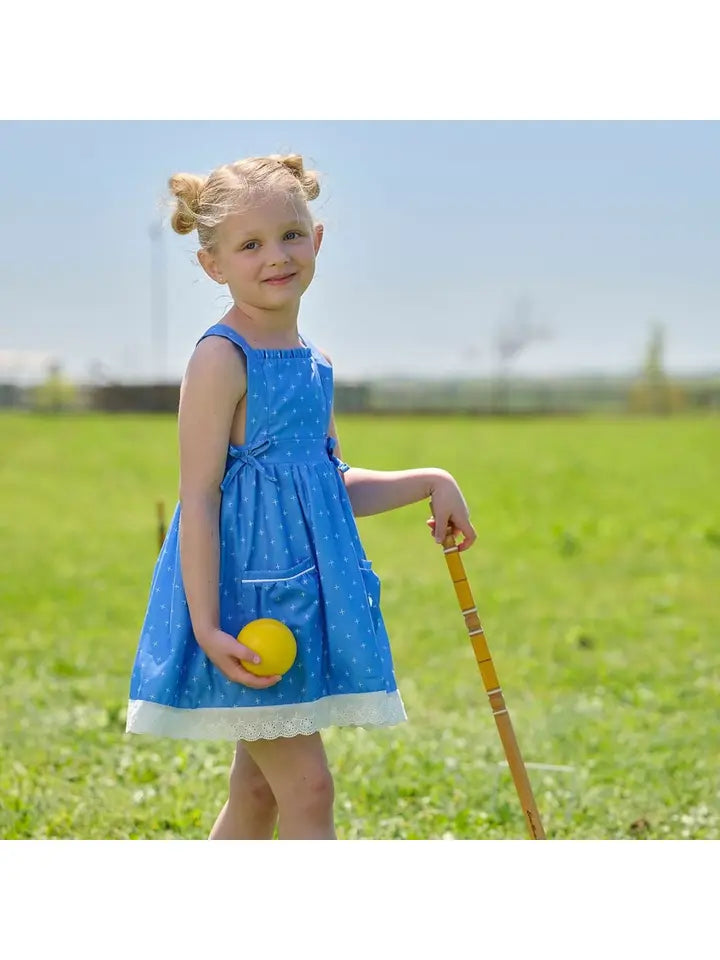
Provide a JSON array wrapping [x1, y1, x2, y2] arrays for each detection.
[[197, 248, 224, 284], [313, 222, 324, 255]]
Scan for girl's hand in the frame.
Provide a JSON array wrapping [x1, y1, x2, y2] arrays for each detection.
[[427, 471, 477, 552], [198, 628, 282, 688]]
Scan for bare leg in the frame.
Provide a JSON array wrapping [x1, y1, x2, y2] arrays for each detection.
[[208, 742, 279, 840], [243, 732, 336, 840]]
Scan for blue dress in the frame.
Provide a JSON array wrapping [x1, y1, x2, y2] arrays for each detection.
[[126, 323, 407, 740]]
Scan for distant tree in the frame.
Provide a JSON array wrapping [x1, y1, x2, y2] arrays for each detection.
[[492, 293, 552, 413], [30, 362, 79, 413], [627, 320, 687, 415], [87, 360, 111, 384]]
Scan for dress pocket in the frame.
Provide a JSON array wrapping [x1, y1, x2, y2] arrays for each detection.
[[358, 558, 382, 612], [235, 556, 322, 640]]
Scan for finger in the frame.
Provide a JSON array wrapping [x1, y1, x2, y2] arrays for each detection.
[[457, 523, 478, 552], [446, 520, 469, 546], [232, 665, 282, 688], [235, 643, 261, 665], [433, 515, 449, 543], [244, 674, 283, 689]]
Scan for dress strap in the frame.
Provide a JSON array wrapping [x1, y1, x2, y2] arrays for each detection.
[[196, 323, 256, 357], [300, 336, 334, 424], [195, 322, 268, 444], [300, 336, 330, 367]]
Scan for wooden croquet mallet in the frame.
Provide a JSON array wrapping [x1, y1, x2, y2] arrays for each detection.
[[157, 500, 166, 551], [438, 523, 546, 839]]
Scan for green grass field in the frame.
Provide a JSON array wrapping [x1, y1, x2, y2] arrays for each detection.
[[1, 411, 718, 839]]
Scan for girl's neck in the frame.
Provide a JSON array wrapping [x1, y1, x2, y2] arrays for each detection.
[[223, 304, 303, 350]]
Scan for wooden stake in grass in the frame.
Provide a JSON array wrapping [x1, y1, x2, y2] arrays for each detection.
[[439, 524, 546, 840], [157, 500, 166, 551]]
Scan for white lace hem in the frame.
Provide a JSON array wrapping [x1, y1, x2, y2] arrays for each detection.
[[125, 690, 407, 741]]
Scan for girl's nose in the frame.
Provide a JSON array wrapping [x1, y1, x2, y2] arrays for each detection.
[[267, 243, 291, 266]]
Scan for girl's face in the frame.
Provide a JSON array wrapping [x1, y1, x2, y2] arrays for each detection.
[[199, 191, 323, 311]]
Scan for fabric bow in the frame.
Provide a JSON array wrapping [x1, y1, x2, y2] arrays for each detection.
[[220, 438, 279, 491], [326, 436, 350, 473]]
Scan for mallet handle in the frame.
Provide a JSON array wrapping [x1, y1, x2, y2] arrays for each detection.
[[440, 527, 546, 840], [157, 500, 166, 552]]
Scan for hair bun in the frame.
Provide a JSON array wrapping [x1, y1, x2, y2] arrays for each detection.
[[168, 173, 206, 235], [272, 154, 320, 202]]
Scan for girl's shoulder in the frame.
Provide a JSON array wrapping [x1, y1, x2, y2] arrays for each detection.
[[301, 338, 333, 371], [191, 321, 332, 377], [196, 323, 253, 355], [181, 330, 248, 405], [313, 343, 333, 366]]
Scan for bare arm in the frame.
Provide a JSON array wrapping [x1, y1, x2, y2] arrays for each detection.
[[178, 336, 243, 641], [343, 463, 449, 515], [324, 356, 477, 551], [178, 336, 279, 687], [343, 460, 475, 550]]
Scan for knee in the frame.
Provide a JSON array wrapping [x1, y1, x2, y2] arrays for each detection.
[[229, 757, 277, 812], [287, 764, 335, 816]]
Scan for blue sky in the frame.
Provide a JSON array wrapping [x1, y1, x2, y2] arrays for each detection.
[[1, 120, 718, 383]]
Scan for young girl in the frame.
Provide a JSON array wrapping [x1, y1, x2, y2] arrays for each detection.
[[126, 153, 476, 840]]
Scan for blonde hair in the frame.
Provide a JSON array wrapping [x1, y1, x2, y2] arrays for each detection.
[[168, 154, 320, 250]]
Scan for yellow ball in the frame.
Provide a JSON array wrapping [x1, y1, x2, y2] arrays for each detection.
[[238, 618, 297, 677]]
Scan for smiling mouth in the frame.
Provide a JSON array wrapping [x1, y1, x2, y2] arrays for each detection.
[[264, 273, 297, 284]]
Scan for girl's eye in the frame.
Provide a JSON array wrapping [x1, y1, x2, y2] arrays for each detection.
[[241, 231, 302, 251]]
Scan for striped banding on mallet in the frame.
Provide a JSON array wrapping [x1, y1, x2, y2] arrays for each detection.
[[438, 519, 546, 839]]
